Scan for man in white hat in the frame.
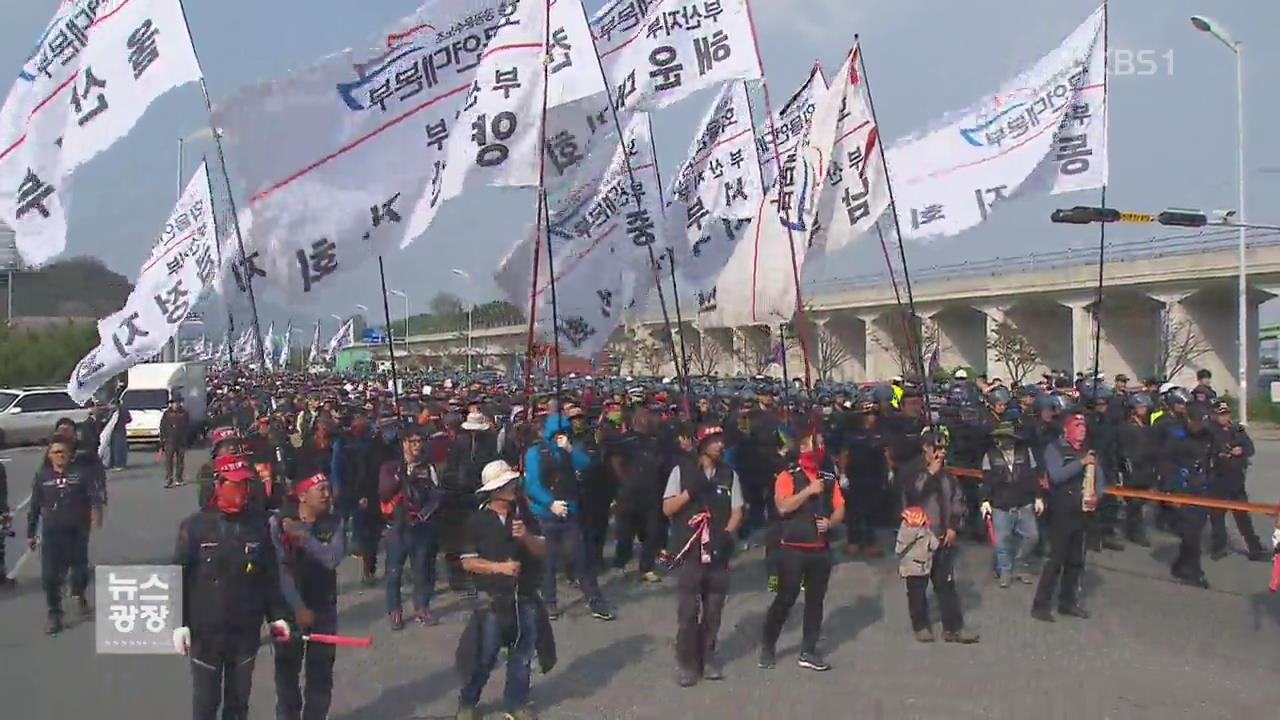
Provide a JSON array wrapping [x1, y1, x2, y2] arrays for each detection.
[[457, 461, 549, 720]]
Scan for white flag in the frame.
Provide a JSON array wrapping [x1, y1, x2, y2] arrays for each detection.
[[261, 320, 275, 370], [307, 321, 322, 365], [809, 44, 889, 254], [590, 0, 762, 113], [234, 328, 255, 362], [277, 321, 292, 369], [495, 112, 662, 358], [213, 0, 546, 299], [666, 80, 763, 287], [886, 5, 1106, 240], [325, 318, 355, 359], [759, 63, 827, 188], [0, 0, 203, 266], [68, 161, 217, 403]]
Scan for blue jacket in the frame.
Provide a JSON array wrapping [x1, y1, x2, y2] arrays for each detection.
[[523, 414, 590, 519]]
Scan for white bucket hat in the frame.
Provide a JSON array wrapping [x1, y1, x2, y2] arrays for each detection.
[[479, 460, 521, 493]]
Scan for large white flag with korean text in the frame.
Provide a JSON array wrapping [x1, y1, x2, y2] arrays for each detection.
[[810, 44, 889, 254], [495, 113, 662, 358], [325, 318, 355, 359], [885, 5, 1106, 240], [0, 0, 203, 266], [68, 161, 216, 403], [759, 63, 826, 188], [590, 0, 762, 113], [213, 0, 546, 299], [666, 80, 762, 287]]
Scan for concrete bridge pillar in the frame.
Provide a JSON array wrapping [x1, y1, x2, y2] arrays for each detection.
[[930, 305, 986, 372], [1148, 290, 1205, 389], [975, 304, 1009, 380], [1060, 296, 1097, 378], [859, 311, 890, 381], [814, 312, 866, 382]]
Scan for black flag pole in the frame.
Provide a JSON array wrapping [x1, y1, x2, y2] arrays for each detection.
[[1090, 1, 1110, 387], [665, 247, 693, 403], [377, 257, 401, 409], [543, 190, 564, 399], [523, 0, 554, 406]]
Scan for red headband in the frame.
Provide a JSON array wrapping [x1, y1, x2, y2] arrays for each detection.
[[293, 473, 328, 498]]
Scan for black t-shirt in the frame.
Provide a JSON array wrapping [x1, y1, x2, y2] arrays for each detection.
[[460, 504, 542, 600]]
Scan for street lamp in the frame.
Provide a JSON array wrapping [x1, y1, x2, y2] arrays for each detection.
[[1190, 14, 1247, 420], [452, 268, 476, 373], [387, 289, 409, 345]]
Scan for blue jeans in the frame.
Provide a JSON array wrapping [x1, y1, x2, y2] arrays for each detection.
[[540, 515, 601, 609], [992, 504, 1039, 577], [459, 600, 538, 709], [384, 521, 438, 614]]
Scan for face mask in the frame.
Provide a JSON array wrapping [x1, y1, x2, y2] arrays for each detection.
[[799, 447, 825, 473], [214, 479, 250, 514]]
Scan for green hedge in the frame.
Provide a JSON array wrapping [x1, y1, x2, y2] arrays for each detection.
[[0, 321, 98, 388]]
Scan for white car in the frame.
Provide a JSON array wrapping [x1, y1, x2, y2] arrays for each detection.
[[0, 387, 92, 447]]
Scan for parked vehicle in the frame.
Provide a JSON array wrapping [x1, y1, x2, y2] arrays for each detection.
[[0, 387, 92, 447], [121, 362, 208, 445]]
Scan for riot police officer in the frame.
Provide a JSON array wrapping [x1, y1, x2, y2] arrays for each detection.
[[1163, 401, 1213, 588], [1205, 401, 1267, 562], [1115, 392, 1157, 547]]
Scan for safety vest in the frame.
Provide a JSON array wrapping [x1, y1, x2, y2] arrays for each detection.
[[891, 385, 904, 409], [1149, 409, 1165, 426]]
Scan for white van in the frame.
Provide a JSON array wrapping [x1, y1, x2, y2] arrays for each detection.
[[122, 362, 208, 444]]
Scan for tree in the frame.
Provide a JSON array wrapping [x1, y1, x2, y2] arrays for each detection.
[[0, 320, 99, 387], [687, 333, 726, 376], [870, 310, 939, 379], [986, 320, 1039, 384], [1155, 310, 1210, 381], [428, 292, 466, 320], [812, 324, 853, 382], [731, 331, 777, 377]]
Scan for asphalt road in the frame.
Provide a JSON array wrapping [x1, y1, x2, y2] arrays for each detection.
[[1, 444, 1279, 720]]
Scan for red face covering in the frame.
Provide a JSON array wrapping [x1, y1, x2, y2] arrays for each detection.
[[799, 447, 825, 474], [212, 455, 255, 514], [1064, 417, 1087, 448]]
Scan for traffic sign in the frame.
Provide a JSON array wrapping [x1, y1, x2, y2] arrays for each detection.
[[1118, 212, 1155, 224]]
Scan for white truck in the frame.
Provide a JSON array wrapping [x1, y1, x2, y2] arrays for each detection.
[[121, 362, 207, 445]]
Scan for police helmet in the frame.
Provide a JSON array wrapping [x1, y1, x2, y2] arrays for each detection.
[[1162, 386, 1190, 406], [986, 387, 1011, 406], [1127, 392, 1153, 411]]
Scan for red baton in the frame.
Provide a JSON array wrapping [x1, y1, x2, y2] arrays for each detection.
[[985, 516, 996, 548], [304, 633, 373, 648], [1270, 553, 1279, 593]]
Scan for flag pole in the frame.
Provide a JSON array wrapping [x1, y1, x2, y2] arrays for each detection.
[[664, 247, 693, 413], [523, 0, 554, 407], [542, 190, 564, 398], [578, 2, 687, 391], [178, 0, 268, 371], [377, 257, 401, 409], [1090, 1, 1110, 387], [198, 153, 238, 369], [744, 0, 813, 389], [856, 38, 929, 401]]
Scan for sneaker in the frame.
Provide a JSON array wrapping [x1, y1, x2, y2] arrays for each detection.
[[509, 706, 538, 720], [942, 629, 980, 644], [546, 605, 562, 621], [163, 480, 175, 489], [1247, 550, 1270, 562], [589, 602, 615, 621], [72, 595, 91, 619], [1014, 573, 1035, 585], [415, 608, 440, 626], [0, 575, 17, 590], [998, 574, 1011, 589], [913, 627, 935, 643], [1057, 604, 1089, 620], [703, 654, 725, 680], [676, 666, 698, 687], [758, 646, 777, 669], [640, 570, 663, 584], [1031, 607, 1055, 623], [797, 652, 831, 671], [455, 704, 479, 720], [45, 613, 63, 635], [388, 609, 404, 632]]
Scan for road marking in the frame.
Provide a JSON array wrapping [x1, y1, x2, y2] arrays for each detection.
[[6, 546, 33, 579]]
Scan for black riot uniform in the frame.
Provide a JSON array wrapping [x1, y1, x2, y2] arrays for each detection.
[[1115, 411, 1157, 546], [0, 461, 13, 588], [1206, 413, 1266, 560], [1163, 407, 1213, 586], [1085, 404, 1124, 550], [270, 507, 347, 720], [841, 412, 888, 552], [174, 493, 290, 719]]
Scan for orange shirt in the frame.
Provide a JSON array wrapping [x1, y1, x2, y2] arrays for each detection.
[[775, 468, 845, 549]]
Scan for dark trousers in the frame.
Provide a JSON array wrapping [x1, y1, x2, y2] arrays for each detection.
[[1033, 503, 1086, 610], [581, 484, 614, 572], [273, 616, 336, 720], [41, 524, 89, 615], [763, 547, 832, 654], [613, 491, 666, 572], [739, 473, 768, 538], [844, 480, 882, 546], [906, 545, 963, 633], [165, 444, 186, 483], [1209, 488, 1264, 554], [541, 515, 602, 608], [352, 505, 382, 576], [191, 629, 260, 720], [675, 560, 729, 671], [1172, 506, 1208, 580], [385, 521, 438, 614], [1123, 498, 1147, 539], [459, 601, 538, 709]]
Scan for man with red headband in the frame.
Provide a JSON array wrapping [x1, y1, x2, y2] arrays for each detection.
[[173, 453, 292, 719], [270, 473, 346, 720], [662, 424, 743, 687], [1032, 409, 1105, 621]]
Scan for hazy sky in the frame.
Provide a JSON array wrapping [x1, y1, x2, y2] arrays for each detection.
[[3, 0, 1277, 332]]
